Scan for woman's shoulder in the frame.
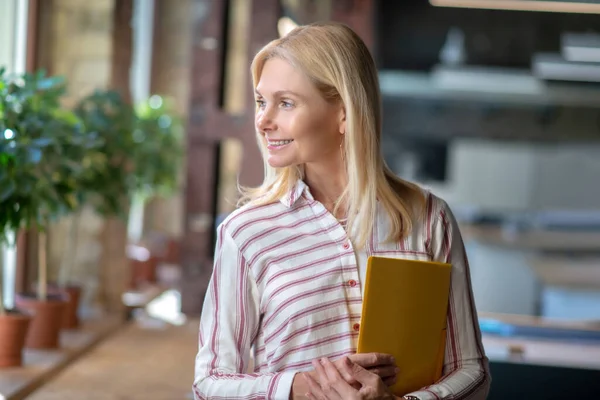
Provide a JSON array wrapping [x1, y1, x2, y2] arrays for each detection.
[[406, 184, 456, 233], [423, 188, 452, 218], [216, 199, 286, 239], [396, 181, 450, 220]]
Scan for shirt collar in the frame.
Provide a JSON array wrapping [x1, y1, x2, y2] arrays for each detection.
[[280, 179, 313, 208]]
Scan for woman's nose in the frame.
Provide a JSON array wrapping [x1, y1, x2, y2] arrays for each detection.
[[256, 109, 275, 133]]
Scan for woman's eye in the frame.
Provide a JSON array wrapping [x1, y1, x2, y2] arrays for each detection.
[[255, 99, 266, 108], [280, 101, 294, 109]]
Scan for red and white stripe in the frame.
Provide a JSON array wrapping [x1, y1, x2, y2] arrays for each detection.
[[193, 180, 490, 399]]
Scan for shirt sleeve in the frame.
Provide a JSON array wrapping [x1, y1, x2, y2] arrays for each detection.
[[404, 197, 491, 400], [193, 224, 297, 399]]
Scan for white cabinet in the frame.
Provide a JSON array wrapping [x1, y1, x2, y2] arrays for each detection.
[[425, 139, 600, 212]]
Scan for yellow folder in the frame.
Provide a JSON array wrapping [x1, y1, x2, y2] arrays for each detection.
[[357, 256, 452, 396]]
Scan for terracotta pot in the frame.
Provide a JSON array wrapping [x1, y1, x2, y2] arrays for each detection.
[[165, 239, 180, 264], [59, 285, 81, 329], [129, 257, 157, 288], [28, 283, 81, 330], [15, 293, 68, 349], [0, 310, 31, 368]]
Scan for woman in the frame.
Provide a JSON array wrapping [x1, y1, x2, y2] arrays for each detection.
[[193, 22, 490, 400]]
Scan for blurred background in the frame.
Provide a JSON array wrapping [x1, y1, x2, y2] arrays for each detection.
[[1, 0, 600, 399]]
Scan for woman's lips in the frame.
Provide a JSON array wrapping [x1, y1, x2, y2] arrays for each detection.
[[267, 139, 293, 150]]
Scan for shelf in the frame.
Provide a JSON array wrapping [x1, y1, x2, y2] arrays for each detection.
[[379, 67, 600, 108], [379, 68, 600, 141]]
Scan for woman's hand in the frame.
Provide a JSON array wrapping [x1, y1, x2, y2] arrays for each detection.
[[290, 353, 397, 399], [345, 353, 399, 387], [304, 357, 396, 400]]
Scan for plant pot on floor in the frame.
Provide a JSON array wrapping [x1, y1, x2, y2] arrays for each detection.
[[0, 310, 32, 368], [165, 239, 180, 265], [129, 257, 158, 289], [29, 283, 82, 330], [15, 293, 68, 349], [57, 285, 81, 329]]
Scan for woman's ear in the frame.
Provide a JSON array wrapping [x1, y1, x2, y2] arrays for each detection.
[[339, 106, 346, 135]]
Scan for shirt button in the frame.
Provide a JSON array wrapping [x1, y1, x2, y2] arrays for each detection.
[[348, 279, 357, 287], [353, 323, 360, 332], [343, 242, 350, 250]]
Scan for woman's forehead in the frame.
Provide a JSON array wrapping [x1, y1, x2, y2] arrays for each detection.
[[256, 58, 314, 96]]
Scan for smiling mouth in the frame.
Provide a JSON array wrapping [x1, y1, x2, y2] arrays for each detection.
[[268, 139, 294, 146]]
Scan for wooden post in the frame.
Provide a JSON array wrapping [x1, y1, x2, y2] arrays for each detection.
[[331, 0, 376, 51], [110, 0, 133, 103], [15, 0, 44, 296]]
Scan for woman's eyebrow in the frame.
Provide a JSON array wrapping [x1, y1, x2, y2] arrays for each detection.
[[254, 89, 303, 99]]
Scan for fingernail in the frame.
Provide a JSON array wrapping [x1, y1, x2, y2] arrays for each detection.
[[391, 357, 396, 364], [395, 367, 400, 374]]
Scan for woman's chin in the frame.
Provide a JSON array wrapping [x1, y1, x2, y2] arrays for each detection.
[[267, 157, 293, 169]]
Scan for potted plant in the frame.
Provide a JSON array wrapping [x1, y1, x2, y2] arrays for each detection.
[[127, 95, 183, 286], [52, 89, 137, 328], [0, 68, 99, 350], [0, 130, 31, 367]]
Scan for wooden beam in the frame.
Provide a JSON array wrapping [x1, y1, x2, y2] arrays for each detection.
[[26, 0, 39, 72], [110, 0, 133, 102], [331, 0, 376, 51], [16, 0, 45, 295]]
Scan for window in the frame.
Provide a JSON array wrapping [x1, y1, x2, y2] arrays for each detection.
[[1, 0, 29, 309]]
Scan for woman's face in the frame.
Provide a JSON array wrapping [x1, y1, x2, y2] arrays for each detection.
[[254, 58, 345, 169]]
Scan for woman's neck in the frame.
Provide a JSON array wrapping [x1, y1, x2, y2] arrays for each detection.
[[303, 161, 347, 218]]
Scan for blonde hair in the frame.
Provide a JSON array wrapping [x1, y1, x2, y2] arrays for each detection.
[[240, 22, 425, 248]]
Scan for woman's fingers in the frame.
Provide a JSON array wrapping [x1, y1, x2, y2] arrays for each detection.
[[349, 352, 395, 369], [368, 365, 400, 379], [347, 360, 396, 397], [311, 359, 343, 400], [322, 358, 361, 399], [333, 358, 359, 386], [304, 371, 328, 400], [382, 376, 398, 387], [306, 355, 397, 398], [346, 360, 382, 388]]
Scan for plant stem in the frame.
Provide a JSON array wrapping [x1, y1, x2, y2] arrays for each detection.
[[38, 230, 48, 302], [127, 191, 146, 243], [58, 211, 80, 287], [0, 242, 5, 315]]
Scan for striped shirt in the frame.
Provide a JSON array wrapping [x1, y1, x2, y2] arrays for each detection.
[[193, 179, 490, 399]]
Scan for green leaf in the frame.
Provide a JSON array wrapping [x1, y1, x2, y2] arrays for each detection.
[[0, 152, 12, 166], [31, 137, 54, 147], [0, 180, 15, 202], [27, 147, 42, 163], [36, 75, 65, 90]]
